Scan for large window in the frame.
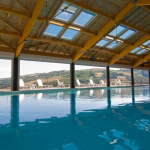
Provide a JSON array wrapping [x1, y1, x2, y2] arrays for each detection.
[[134, 69, 149, 86], [20, 60, 70, 90], [110, 68, 131, 86], [75, 65, 106, 88], [0, 59, 11, 91]]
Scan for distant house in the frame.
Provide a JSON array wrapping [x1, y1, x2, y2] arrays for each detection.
[[117, 76, 126, 79]]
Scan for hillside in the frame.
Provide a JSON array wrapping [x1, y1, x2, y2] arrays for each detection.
[[0, 68, 149, 89]]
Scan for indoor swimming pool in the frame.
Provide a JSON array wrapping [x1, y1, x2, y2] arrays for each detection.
[[0, 86, 150, 150]]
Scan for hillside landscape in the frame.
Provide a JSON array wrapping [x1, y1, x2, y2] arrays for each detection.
[[0, 68, 149, 90]]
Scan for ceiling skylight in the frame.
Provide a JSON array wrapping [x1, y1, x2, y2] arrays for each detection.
[[106, 41, 121, 49], [96, 38, 111, 47], [120, 29, 136, 39], [44, 24, 63, 37], [109, 25, 127, 37], [73, 10, 96, 27], [55, 2, 79, 22], [130, 47, 141, 53], [137, 49, 147, 55], [143, 40, 150, 46], [61, 28, 79, 40]]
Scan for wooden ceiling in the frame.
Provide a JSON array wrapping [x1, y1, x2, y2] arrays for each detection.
[[0, 0, 150, 68]]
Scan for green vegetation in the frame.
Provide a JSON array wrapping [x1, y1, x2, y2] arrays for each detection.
[[0, 69, 149, 89]]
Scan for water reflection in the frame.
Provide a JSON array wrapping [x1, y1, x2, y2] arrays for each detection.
[[0, 87, 150, 149]]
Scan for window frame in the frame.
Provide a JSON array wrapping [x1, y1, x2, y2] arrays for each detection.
[[96, 38, 111, 47], [106, 41, 121, 49], [108, 25, 128, 37], [61, 28, 80, 41], [73, 9, 97, 27], [119, 29, 137, 39], [54, 2, 80, 23], [43, 24, 65, 38]]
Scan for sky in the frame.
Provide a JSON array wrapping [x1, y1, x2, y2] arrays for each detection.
[[0, 59, 102, 79]]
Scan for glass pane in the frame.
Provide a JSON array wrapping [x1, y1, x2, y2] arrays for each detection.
[[120, 29, 136, 39], [61, 29, 79, 40], [137, 49, 147, 54], [96, 38, 110, 46], [130, 47, 141, 53], [61, 2, 78, 13], [44, 24, 63, 37], [143, 40, 150, 46], [55, 10, 74, 22], [73, 11, 95, 26], [55, 2, 79, 22], [109, 25, 127, 37], [106, 41, 121, 48]]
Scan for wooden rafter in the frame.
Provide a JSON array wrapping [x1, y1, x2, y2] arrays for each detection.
[[15, 0, 45, 57], [72, 2, 136, 62], [0, 16, 21, 35], [14, 0, 30, 15], [136, 0, 150, 6], [109, 34, 150, 66]]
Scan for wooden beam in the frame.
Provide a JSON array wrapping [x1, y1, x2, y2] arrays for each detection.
[[64, 0, 113, 20], [15, 0, 45, 57], [49, 20, 96, 36], [58, 44, 70, 55], [134, 53, 150, 67], [0, 17, 21, 35], [30, 36, 82, 48], [72, 2, 136, 62], [0, 30, 20, 37], [14, 0, 30, 15], [0, 5, 30, 18], [0, 38, 14, 49], [0, 29, 143, 58], [109, 34, 150, 65], [136, 0, 150, 6], [142, 5, 150, 12], [23, 42, 50, 49], [0, 30, 82, 48], [0, 2, 148, 36]]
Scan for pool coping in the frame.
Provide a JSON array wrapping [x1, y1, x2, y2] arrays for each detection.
[[0, 85, 149, 95]]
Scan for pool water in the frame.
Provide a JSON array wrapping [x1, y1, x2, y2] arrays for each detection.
[[0, 86, 150, 150]]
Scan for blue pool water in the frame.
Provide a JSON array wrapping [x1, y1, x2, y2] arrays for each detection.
[[0, 86, 150, 150]]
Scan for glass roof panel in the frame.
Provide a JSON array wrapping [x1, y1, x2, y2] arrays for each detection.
[[143, 40, 150, 46], [120, 29, 136, 39], [96, 38, 110, 47], [130, 47, 141, 53], [109, 25, 127, 37], [44, 24, 63, 37], [106, 41, 121, 49], [73, 10, 95, 27], [137, 49, 147, 54], [55, 2, 79, 22], [61, 29, 79, 40]]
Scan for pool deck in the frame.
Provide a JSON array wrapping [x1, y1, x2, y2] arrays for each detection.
[[0, 84, 149, 95]]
